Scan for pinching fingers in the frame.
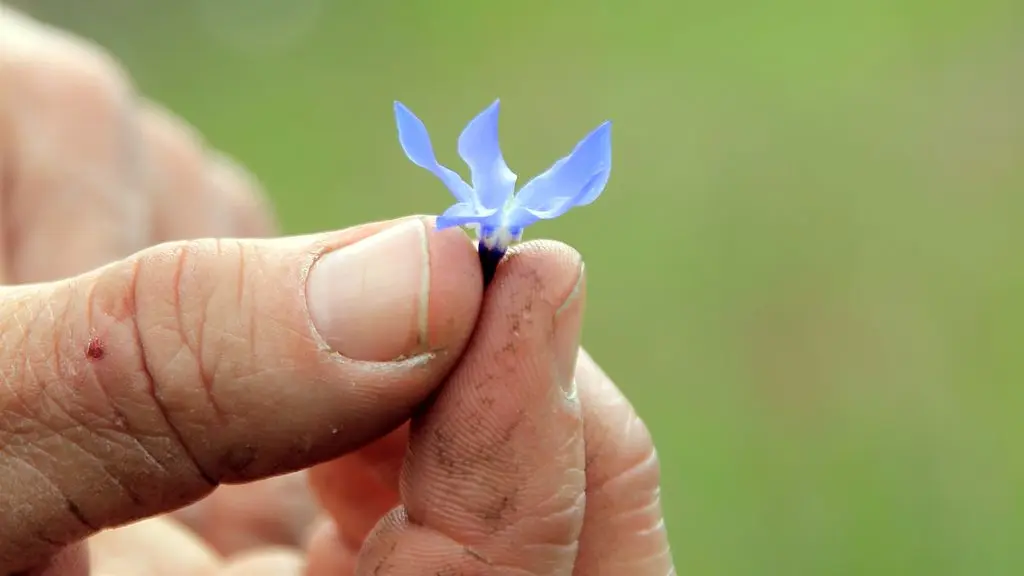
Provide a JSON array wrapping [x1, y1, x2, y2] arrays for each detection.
[[356, 241, 588, 575]]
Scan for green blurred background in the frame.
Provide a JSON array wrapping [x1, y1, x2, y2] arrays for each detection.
[[11, 0, 1024, 573]]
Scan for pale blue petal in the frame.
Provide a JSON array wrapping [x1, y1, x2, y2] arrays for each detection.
[[435, 202, 499, 230], [457, 100, 517, 209], [505, 121, 612, 226], [574, 163, 611, 207], [394, 101, 474, 204]]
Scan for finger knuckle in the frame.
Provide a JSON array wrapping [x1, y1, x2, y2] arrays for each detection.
[[0, 283, 106, 443], [0, 13, 141, 249], [204, 151, 277, 236], [0, 15, 132, 124], [591, 410, 662, 495], [516, 487, 588, 553], [138, 103, 227, 238], [140, 101, 208, 162], [87, 242, 230, 486], [131, 240, 254, 476]]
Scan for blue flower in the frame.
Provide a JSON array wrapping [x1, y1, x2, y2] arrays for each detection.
[[393, 100, 612, 281]]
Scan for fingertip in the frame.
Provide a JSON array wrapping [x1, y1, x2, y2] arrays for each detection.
[[305, 216, 481, 362], [356, 507, 489, 575], [422, 219, 483, 352], [394, 238, 588, 571], [482, 238, 588, 401], [498, 239, 585, 303]]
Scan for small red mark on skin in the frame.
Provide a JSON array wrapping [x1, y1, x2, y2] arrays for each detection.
[[86, 337, 105, 360]]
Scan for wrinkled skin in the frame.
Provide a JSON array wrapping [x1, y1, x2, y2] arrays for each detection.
[[0, 8, 675, 575]]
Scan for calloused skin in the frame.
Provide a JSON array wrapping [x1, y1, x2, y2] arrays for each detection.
[[0, 8, 675, 576]]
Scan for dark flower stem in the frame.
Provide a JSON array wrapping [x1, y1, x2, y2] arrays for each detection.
[[478, 243, 505, 288]]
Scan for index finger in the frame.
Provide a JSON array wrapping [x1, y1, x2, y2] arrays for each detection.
[[353, 241, 588, 575]]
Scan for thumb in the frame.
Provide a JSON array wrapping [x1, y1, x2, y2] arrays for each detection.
[[0, 216, 481, 573]]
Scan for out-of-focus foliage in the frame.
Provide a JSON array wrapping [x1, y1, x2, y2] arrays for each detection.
[[11, 0, 1024, 573]]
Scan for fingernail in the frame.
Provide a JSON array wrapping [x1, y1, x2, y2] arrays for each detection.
[[554, 263, 586, 400], [306, 219, 430, 362]]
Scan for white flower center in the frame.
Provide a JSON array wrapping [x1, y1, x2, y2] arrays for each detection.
[[480, 225, 521, 252]]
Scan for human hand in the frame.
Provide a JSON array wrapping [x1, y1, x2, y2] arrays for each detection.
[[303, 269, 677, 576], [0, 8, 323, 570], [0, 8, 675, 575]]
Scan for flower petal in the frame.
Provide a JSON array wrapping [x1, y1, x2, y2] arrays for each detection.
[[435, 202, 500, 230], [506, 121, 612, 226], [394, 101, 475, 204], [457, 100, 517, 209], [574, 163, 611, 207]]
